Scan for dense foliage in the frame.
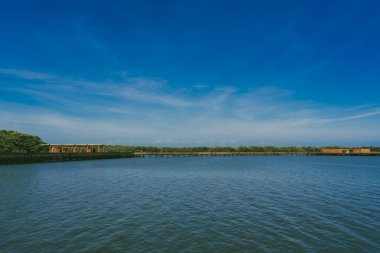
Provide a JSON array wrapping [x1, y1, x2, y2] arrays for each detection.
[[1, 129, 379, 154], [0, 130, 46, 153], [106, 145, 380, 153], [236, 146, 321, 152], [106, 145, 322, 153], [106, 146, 237, 153]]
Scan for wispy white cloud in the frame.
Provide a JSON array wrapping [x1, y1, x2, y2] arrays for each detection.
[[1, 69, 380, 146], [319, 110, 380, 123], [117, 86, 195, 107], [0, 102, 157, 144], [0, 69, 55, 80]]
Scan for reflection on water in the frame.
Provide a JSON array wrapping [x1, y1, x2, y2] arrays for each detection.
[[1, 156, 379, 252]]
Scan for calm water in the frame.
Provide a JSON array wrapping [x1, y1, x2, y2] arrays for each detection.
[[0, 156, 379, 252]]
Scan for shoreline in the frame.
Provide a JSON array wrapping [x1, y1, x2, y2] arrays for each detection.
[[0, 152, 135, 165], [133, 151, 380, 157], [1, 151, 380, 165]]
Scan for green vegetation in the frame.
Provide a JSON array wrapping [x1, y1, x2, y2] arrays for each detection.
[[106, 146, 237, 153], [1, 129, 379, 154], [106, 145, 380, 153], [361, 146, 380, 152], [106, 145, 321, 153], [236, 146, 321, 152], [0, 130, 46, 153]]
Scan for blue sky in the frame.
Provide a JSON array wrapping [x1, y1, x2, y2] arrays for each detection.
[[1, 0, 380, 146]]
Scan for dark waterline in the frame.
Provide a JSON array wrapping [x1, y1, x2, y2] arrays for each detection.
[[1, 156, 379, 252]]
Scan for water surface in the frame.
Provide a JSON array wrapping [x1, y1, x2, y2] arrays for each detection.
[[1, 156, 379, 252]]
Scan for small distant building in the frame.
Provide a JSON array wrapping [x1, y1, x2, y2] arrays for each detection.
[[42, 144, 106, 153], [321, 148, 350, 154], [352, 148, 371, 154]]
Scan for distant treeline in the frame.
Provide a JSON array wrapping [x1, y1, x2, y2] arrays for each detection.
[[105, 145, 380, 153], [0, 130, 46, 153], [1, 129, 380, 153]]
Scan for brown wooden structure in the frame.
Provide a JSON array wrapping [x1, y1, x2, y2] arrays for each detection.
[[352, 148, 371, 154], [320, 148, 350, 154], [43, 144, 106, 153]]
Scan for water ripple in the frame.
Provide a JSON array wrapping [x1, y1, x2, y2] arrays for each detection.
[[1, 156, 379, 252]]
